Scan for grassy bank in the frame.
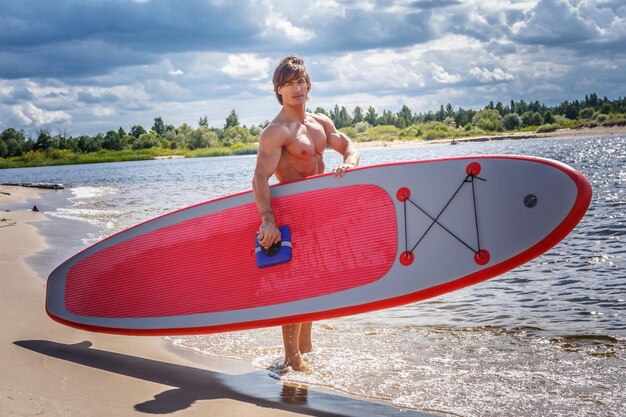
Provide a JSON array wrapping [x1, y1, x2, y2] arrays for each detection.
[[2, 117, 624, 169], [0, 144, 258, 169]]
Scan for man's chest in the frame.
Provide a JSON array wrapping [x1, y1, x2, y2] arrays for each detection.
[[286, 122, 327, 158]]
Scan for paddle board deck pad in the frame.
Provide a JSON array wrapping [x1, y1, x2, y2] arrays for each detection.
[[46, 155, 592, 335], [255, 225, 292, 268]]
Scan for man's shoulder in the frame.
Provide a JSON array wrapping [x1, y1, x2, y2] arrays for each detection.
[[260, 121, 290, 143], [308, 112, 336, 135], [309, 112, 332, 125]]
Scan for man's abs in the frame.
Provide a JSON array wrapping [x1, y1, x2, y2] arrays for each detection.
[[275, 152, 325, 182]]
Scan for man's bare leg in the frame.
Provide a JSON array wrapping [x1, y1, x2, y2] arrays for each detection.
[[282, 323, 304, 371], [298, 322, 313, 353]]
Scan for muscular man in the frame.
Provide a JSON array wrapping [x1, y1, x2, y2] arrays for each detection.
[[252, 55, 360, 371]]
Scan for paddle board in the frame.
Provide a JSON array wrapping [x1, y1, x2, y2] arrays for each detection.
[[46, 155, 592, 335]]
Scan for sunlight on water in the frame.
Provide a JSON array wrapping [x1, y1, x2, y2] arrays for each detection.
[[168, 324, 625, 417]]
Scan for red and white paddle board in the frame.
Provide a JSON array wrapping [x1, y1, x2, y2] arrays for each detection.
[[46, 155, 592, 335]]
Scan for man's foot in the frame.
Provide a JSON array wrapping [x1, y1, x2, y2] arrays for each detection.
[[283, 354, 308, 372]]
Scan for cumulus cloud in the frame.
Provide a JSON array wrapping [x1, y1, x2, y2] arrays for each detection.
[[0, 0, 624, 135], [263, 12, 316, 42], [511, 0, 599, 44], [221, 54, 272, 81], [469, 67, 515, 83], [431, 64, 463, 84], [12, 102, 72, 127]]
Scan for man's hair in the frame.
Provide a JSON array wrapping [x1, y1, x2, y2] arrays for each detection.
[[272, 55, 312, 105]]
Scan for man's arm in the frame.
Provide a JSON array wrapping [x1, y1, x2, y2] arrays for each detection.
[[315, 114, 360, 177], [329, 130, 360, 177], [252, 126, 284, 249]]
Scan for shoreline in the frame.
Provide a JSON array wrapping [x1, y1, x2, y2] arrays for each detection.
[[0, 185, 438, 416], [2, 125, 624, 171], [352, 124, 626, 149]]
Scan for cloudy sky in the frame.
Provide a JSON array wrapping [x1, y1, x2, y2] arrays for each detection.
[[1, 0, 625, 135]]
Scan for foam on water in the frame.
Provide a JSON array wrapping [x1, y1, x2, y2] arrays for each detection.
[[45, 186, 125, 238], [167, 324, 625, 417]]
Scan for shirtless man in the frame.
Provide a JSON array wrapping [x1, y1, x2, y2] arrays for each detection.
[[252, 55, 360, 371]]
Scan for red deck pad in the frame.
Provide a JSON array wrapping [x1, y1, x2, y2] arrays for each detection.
[[65, 184, 397, 318]]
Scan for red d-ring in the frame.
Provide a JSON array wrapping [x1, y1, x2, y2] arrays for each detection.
[[399, 251, 414, 266], [396, 187, 411, 202], [474, 249, 490, 265], [466, 162, 481, 176]]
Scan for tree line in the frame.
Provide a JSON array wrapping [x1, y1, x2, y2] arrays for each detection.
[[0, 110, 257, 158], [1, 93, 625, 159], [319, 92, 626, 131]]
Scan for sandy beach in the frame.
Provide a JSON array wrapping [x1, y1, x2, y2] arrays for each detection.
[[0, 185, 437, 416], [352, 124, 626, 149]]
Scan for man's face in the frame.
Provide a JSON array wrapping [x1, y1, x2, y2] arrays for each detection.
[[278, 76, 308, 105]]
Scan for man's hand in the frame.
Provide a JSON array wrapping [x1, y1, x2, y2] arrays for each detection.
[[258, 221, 281, 249], [332, 162, 355, 178]]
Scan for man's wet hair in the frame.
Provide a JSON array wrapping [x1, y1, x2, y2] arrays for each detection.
[[272, 55, 312, 105]]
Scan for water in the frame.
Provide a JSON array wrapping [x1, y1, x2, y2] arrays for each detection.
[[2, 135, 624, 416]]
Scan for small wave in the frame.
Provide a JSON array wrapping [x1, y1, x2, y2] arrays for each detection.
[[70, 186, 118, 200], [167, 323, 625, 416], [48, 207, 124, 228]]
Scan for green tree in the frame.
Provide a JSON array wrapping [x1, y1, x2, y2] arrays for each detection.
[[152, 117, 166, 135], [397, 105, 413, 127], [102, 130, 125, 151], [443, 117, 456, 128], [585, 93, 599, 108], [365, 106, 378, 125], [34, 130, 52, 151], [249, 124, 263, 137], [329, 105, 341, 127], [455, 108, 475, 128], [543, 111, 555, 124], [336, 106, 352, 128], [77, 135, 101, 153], [503, 113, 521, 130], [314, 106, 328, 116], [1, 128, 27, 157], [130, 125, 146, 139], [435, 105, 446, 122], [0, 139, 7, 158], [521, 111, 544, 127], [5, 138, 25, 157], [378, 110, 398, 127], [579, 108, 594, 119], [352, 106, 364, 124], [472, 109, 503, 131], [354, 121, 370, 133], [225, 110, 240, 129], [445, 103, 454, 118], [222, 126, 253, 146], [495, 101, 504, 115], [133, 131, 160, 150], [188, 126, 219, 149], [600, 102, 612, 114], [198, 115, 208, 127]]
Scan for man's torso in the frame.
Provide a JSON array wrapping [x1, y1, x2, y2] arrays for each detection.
[[274, 113, 328, 182]]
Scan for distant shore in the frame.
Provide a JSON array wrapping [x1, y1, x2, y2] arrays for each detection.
[[353, 124, 626, 149]]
